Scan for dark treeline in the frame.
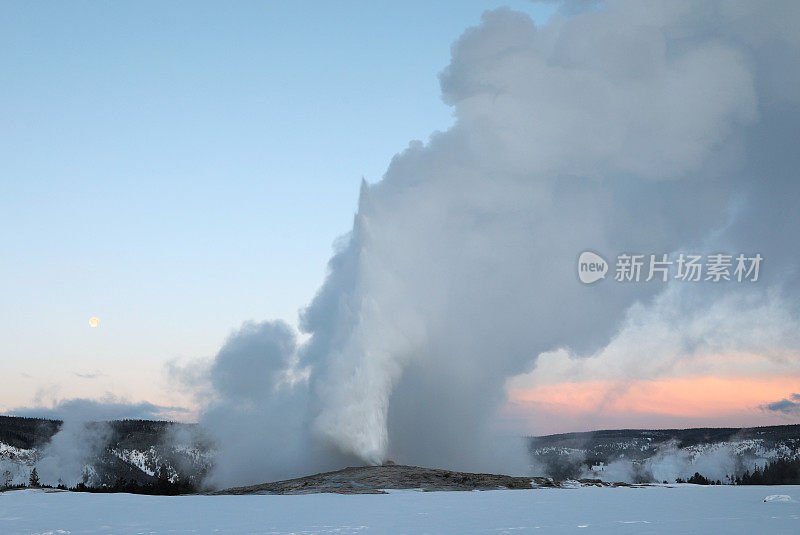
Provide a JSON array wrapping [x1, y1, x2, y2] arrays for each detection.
[[675, 473, 723, 485], [677, 458, 800, 486], [69, 478, 195, 495], [735, 458, 800, 485], [0, 415, 194, 451], [20, 464, 197, 495], [70, 464, 195, 495], [0, 415, 61, 449]]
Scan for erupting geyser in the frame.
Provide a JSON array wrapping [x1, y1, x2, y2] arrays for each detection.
[[167, 1, 800, 489]]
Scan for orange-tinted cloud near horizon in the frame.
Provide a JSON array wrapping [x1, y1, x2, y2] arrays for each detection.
[[505, 374, 800, 434]]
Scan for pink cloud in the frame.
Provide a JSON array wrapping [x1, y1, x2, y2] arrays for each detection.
[[504, 374, 800, 435]]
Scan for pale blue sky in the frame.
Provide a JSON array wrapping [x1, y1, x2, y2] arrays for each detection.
[[0, 1, 556, 410]]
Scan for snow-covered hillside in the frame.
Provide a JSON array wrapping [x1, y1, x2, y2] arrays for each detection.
[[529, 426, 800, 483], [0, 417, 215, 487], [1, 485, 799, 534], [0, 444, 36, 486], [3, 417, 799, 489], [0, 439, 214, 487], [110, 445, 214, 483]]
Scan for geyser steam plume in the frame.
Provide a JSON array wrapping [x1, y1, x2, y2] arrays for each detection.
[[174, 0, 800, 488]]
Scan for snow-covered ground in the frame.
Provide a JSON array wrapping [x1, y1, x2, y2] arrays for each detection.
[[1, 485, 799, 534]]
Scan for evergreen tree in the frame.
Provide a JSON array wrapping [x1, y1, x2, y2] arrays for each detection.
[[687, 472, 710, 485], [28, 467, 40, 487], [156, 463, 170, 483]]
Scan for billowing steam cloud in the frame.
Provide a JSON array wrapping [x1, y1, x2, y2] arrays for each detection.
[[174, 0, 800, 488], [8, 395, 186, 486], [36, 420, 110, 487], [587, 440, 757, 485]]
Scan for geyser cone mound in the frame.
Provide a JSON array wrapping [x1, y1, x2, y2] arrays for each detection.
[[213, 465, 550, 495]]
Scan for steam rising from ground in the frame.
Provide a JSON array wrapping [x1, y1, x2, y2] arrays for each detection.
[[36, 420, 110, 487], [170, 0, 800, 488], [590, 441, 748, 485], [12, 396, 183, 487]]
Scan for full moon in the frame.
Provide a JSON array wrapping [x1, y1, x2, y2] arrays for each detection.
[[89, 317, 100, 328]]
